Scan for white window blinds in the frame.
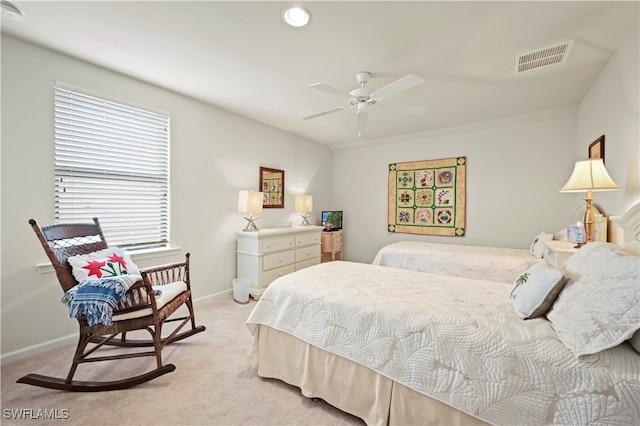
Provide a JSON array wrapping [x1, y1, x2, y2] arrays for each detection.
[[54, 84, 170, 248]]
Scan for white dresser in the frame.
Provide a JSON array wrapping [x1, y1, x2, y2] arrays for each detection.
[[236, 226, 322, 293]]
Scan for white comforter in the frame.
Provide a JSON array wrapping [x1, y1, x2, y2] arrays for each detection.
[[372, 241, 541, 283], [246, 261, 640, 426]]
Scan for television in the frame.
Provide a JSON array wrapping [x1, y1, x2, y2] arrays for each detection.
[[321, 211, 343, 230]]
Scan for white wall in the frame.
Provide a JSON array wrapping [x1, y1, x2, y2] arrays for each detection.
[[333, 21, 639, 265], [576, 21, 640, 215], [0, 35, 333, 357], [333, 110, 579, 263]]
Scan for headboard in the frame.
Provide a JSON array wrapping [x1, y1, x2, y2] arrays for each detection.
[[609, 202, 640, 255]]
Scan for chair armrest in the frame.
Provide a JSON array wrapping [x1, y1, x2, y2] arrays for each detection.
[[139, 253, 191, 288]]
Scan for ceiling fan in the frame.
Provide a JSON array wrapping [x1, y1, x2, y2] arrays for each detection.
[[302, 72, 427, 137]]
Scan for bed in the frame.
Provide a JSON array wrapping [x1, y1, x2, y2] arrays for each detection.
[[371, 240, 542, 283], [246, 204, 640, 425]]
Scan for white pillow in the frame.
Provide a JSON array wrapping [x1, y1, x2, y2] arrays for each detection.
[[68, 246, 140, 283], [546, 242, 640, 359], [510, 261, 565, 319], [553, 228, 568, 241], [529, 231, 554, 258]]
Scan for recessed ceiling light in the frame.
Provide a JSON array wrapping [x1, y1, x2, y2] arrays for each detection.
[[282, 7, 310, 27], [1, 0, 25, 21]]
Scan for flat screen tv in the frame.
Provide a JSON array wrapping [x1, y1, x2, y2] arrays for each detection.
[[321, 211, 343, 230]]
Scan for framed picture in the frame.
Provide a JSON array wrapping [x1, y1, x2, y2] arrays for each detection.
[[259, 167, 284, 208], [588, 135, 605, 163]]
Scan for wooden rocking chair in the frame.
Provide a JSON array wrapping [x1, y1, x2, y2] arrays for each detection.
[[18, 218, 206, 392]]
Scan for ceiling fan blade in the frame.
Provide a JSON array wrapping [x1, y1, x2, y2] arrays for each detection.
[[379, 102, 428, 115], [309, 83, 352, 99], [370, 74, 424, 100], [356, 105, 368, 137], [302, 106, 346, 120]]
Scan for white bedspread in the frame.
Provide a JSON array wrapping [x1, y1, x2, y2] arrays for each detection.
[[246, 261, 640, 426], [372, 241, 541, 283]]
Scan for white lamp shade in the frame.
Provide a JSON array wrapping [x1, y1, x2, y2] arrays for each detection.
[[294, 194, 313, 213], [560, 159, 619, 192], [238, 190, 264, 214]]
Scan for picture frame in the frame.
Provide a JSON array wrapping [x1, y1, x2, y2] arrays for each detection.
[[259, 167, 284, 208], [588, 135, 605, 163]]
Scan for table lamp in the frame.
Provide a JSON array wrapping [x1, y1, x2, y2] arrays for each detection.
[[294, 194, 313, 226], [238, 189, 264, 231], [560, 158, 619, 244]]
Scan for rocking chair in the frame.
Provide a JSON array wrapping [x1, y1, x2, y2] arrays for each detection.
[[18, 218, 206, 392]]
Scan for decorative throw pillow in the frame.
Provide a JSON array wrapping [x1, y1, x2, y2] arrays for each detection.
[[546, 242, 640, 359], [510, 261, 565, 319], [68, 246, 140, 283], [529, 232, 554, 258]]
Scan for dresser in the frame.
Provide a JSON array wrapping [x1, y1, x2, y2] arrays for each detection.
[[542, 240, 578, 269], [236, 226, 322, 294], [321, 230, 342, 262]]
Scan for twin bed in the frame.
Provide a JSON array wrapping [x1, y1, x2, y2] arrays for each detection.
[[246, 204, 640, 425]]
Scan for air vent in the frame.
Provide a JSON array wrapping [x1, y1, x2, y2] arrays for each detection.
[[516, 41, 574, 74]]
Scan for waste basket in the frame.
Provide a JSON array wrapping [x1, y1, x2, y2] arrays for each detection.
[[232, 278, 250, 304]]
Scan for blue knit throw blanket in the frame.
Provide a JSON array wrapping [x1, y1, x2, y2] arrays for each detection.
[[61, 275, 142, 326]]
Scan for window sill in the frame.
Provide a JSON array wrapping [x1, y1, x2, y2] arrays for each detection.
[[35, 246, 182, 274]]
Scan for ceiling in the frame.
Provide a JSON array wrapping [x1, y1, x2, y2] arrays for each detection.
[[2, 1, 638, 148]]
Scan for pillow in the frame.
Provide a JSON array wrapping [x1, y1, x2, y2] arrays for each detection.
[[510, 261, 565, 319], [68, 246, 140, 282], [553, 228, 568, 241], [529, 231, 554, 258], [546, 242, 640, 359], [629, 330, 640, 355]]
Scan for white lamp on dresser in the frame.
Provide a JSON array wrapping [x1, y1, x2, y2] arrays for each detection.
[[294, 194, 313, 226], [238, 189, 264, 231]]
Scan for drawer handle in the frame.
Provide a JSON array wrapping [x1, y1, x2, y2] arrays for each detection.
[[279, 257, 283, 263]]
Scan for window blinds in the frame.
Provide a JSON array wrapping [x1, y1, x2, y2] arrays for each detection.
[[54, 84, 170, 248]]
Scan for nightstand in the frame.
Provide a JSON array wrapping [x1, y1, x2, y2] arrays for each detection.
[[542, 240, 578, 269], [321, 230, 342, 262]]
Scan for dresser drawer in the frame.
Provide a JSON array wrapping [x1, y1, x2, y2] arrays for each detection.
[[263, 264, 295, 286], [296, 245, 321, 263], [263, 250, 295, 271], [295, 257, 321, 271], [263, 236, 295, 254], [295, 233, 320, 247]]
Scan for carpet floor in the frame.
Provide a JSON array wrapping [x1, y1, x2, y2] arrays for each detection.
[[1, 295, 365, 425]]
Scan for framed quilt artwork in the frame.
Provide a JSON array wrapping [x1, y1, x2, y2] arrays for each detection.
[[388, 157, 466, 236], [259, 167, 284, 208]]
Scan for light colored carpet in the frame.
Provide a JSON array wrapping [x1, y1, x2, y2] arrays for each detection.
[[1, 295, 365, 425]]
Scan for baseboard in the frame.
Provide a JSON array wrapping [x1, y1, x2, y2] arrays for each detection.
[[0, 289, 232, 365]]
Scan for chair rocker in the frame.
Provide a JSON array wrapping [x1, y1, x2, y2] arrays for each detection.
[[18, 218, 206, 392]]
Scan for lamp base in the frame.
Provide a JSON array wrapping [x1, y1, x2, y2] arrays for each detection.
[[243, 216, 260, 232], [299, 214, 311, 226]]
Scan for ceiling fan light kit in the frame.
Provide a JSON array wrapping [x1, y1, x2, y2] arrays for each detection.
[[303, 71, 426, 137]]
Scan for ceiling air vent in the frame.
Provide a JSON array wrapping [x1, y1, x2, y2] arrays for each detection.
[[516, 41, 574, 74]]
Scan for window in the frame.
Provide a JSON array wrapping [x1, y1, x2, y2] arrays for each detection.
[[54, 83, 170, 248]]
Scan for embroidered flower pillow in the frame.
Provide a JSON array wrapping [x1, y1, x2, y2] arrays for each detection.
[[68, 246, 140, 283], [510, 261, 566, 319]]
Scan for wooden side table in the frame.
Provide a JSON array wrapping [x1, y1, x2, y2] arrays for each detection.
[[321, 230, 342, 262]]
